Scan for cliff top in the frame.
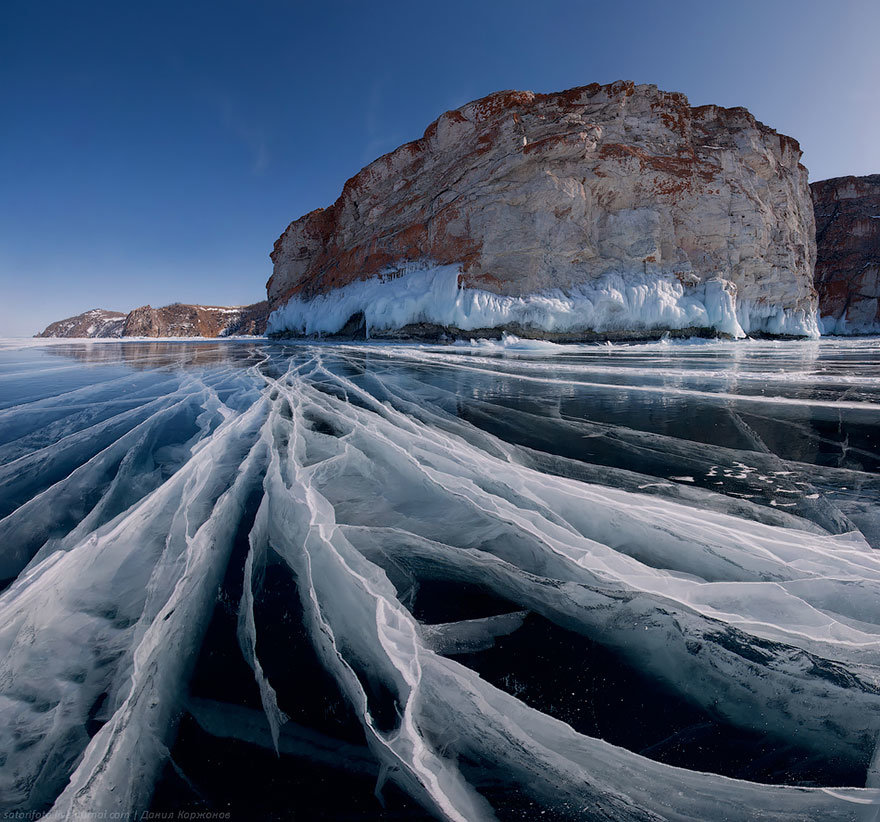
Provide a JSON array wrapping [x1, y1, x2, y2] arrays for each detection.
[[272, 80, 805, 269]]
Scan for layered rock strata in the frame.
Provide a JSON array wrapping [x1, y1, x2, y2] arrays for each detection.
[[268, 81, 819, 340], [811, 174, 880, 334], [35, 302, 269, 338]]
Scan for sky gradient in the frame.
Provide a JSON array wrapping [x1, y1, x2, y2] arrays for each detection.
[[2, 0, 878, 336]]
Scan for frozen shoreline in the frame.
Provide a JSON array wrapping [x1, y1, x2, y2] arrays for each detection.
[[268, 265, 822, 341]]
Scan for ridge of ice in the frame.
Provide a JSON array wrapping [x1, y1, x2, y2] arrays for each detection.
[[268, 264, 821, 340]]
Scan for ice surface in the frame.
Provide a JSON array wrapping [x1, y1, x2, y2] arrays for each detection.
[[267, 264, 821, 339], [0, 337, 879, 820], [421, 611, 529, 655]]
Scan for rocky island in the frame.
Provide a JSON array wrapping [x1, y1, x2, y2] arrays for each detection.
[[267, 81, 820, 340], [36, 302, 269, 338]]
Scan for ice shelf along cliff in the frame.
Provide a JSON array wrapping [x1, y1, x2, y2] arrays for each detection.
[[267, 81, 820, 340]]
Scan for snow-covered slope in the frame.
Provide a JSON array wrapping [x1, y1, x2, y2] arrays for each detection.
[[34, 309, 127, 338]]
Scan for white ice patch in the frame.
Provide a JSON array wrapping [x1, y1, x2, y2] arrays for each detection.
[[820, 313, 880, 336], [454, 332, 569, 353], [268, 264, 822, 339], [738, 297, 822, 338]]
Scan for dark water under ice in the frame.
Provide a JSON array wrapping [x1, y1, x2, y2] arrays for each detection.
[[1, 336, 880, 821]]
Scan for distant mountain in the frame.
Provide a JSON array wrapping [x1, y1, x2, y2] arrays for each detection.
[[35, 309, 128, 338], [36, 302, 269, 338], [120, 302, 269, 337]]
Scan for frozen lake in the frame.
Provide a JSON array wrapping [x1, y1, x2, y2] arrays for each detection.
[[1, 336, 880, 820]]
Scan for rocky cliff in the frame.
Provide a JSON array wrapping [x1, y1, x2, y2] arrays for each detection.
[[36, 302, 269, 338], [811, 174, 880, 334], [268, 81, 819, 340]]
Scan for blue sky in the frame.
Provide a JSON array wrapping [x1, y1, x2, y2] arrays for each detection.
[[1, 0, 878, 336]]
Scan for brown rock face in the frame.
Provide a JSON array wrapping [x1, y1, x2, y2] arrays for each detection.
[[121, 302, 270, 337], [269, 81, 818, 338], [811, 175, 880, 334], [228, 301, 271, 336], [121, 302, 269, 338], [36, 303, 269, 338]]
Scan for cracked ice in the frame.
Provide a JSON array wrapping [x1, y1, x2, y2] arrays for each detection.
[[2, 337, 880, 821]]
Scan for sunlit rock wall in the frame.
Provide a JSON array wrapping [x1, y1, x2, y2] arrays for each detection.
[[269, 81, 818, 339]]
